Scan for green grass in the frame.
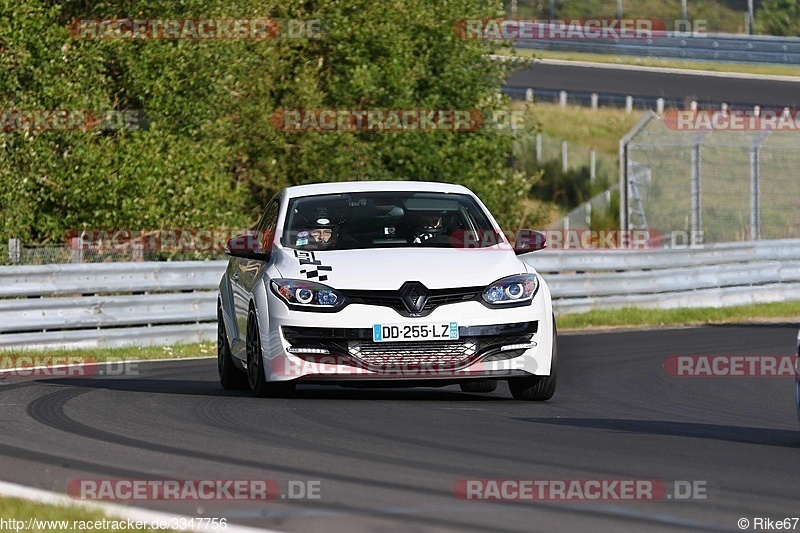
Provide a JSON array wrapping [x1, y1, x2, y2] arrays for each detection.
[[499, 48, 800, 77], [522, 103, 644, 156], [557, 301, 800, 330], [0, 342, 213, 369], [0, 497, 158, 532]]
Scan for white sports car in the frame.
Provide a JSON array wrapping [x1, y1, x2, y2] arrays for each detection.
[[217, 181, 557, 400]]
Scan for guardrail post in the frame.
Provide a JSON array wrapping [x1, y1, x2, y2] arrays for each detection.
[[559, 90, 567, 108], [8, 238, 20, 264], [591, 93, 598, 110], [625, 96, 633, 114], [590, 148, 596, 184], [656, 98, 664, 114], [561, 140, 568, 172], [525, 88, 533, 102], [690, 100, 697, 111]]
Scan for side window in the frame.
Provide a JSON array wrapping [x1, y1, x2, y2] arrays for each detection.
[[255, 199, 280, 251]]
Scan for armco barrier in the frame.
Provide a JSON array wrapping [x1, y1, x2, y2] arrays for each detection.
[[522, 238, 800, 315], [515, 32, 800, 65], [0, 261, 226, 351], [1, 239, 798, 350]]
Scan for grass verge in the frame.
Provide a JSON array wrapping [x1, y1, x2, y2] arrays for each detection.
[[1, 303, 797, 369], [499, 48, 800, 78], [0, 342, 213, 369], [0, 497, 158, 532], [557, 301, 800, 330], [513, 102, 643, 156]]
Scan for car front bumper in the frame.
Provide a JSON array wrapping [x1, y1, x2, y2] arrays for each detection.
[[258, 281, 555, 383]]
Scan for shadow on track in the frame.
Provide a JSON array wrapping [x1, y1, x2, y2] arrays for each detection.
[[34, 377, 515, 401], [514, 417, 800, 448]]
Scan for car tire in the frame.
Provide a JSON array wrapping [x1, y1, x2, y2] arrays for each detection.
[[508, 320, 557, 401], [218, 306, 248, 390], [460, 380, 498, 393], [246, 307, 296, 398]]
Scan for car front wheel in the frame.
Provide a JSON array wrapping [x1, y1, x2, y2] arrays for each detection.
[[246, 307, 295, 398], [218, 305, 248, 390]]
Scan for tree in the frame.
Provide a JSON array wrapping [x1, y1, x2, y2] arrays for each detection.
[[0, 0, 529, 243]]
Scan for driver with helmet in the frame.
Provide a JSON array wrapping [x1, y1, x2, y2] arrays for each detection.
[[296, 216, 339, 250], [412, 211, 446, 244]]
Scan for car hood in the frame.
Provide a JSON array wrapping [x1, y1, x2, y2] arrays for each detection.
[[273, 246, 529, 290]]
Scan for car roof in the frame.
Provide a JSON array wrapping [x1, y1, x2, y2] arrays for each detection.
[[283, 181, 474, 199]]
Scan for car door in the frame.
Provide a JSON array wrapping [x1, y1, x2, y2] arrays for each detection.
[[232, 198, 281, 346]]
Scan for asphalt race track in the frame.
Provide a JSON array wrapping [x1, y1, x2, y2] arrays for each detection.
[[505, 62, 800, 108], [0, 325, 797, 532]]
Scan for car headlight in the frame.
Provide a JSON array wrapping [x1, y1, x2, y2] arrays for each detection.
[[481, 274, 539, 306], [271, 279, 344, 309]]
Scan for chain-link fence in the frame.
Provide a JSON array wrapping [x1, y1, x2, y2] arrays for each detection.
[[547, 186, 619, 231], [621, 112, 800, 246]]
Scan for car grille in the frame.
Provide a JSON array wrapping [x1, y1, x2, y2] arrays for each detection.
[[347, 339, 478, 369], [282, 323, 538, 372], [340, 287, 483, 317]]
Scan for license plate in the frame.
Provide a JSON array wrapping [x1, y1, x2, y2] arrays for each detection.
[[373, 322, 459, 342]]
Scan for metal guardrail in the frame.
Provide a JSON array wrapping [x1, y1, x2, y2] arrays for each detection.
[[522, 239, 800, 315], [515, 32, 800, 65], [1, 240, 799, 350], [0, 261, 226, 350]]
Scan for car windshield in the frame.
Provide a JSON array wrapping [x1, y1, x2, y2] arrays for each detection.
[[282, 191, 500, 250]]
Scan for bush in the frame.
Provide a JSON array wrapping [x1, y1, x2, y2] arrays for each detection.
[[1, 0, 529, 243]]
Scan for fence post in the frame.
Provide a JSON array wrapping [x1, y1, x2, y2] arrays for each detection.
[[585, 201, 592, 228], [625, 96, 633, 114], [750, 144, 761, 241], [656, 98, 664, 114], [690, 142, 702, 246], [561, 140, 568, 172], [535, 132, 542, 161], [70, 236, 84, 263], [591, 93, 598, 110], [525, 88, 533, 102], [619, 111, 657, 249], [590, 148, 596, 184], [132, 242, 144, 262], [559, 90, 567, 108], [8, 238, 20, 264]]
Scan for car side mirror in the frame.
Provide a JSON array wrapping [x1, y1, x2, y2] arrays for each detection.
[[226, 233, 270, 261], [514, 230, 547, 255]]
